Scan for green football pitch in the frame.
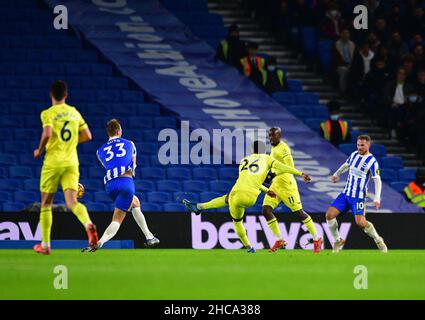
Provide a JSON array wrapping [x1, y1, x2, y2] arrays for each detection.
[[1, 249, 424, 300]]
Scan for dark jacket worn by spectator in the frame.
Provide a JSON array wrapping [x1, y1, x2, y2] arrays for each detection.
[[240, 42, 267, 88], [320, 101, 351, 146], [216, 24, 246, 68], [265, 57, 288, 94], [404, 168, 425, 209]]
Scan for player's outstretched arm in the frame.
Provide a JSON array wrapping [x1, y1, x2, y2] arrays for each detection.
[[78, 127, 92, 144], [34, 126, 52, 158], [331, 162, 350, 182], [372, 176, 382, 209], [272, 159, 303, 177]]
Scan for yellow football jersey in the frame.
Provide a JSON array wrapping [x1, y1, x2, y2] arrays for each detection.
[[40, 103, 88, 167], [232, 153, 302, 194], [271, 141, 295, 183]]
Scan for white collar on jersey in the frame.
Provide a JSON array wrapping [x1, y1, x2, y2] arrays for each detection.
[[108, 136, 120, 140]]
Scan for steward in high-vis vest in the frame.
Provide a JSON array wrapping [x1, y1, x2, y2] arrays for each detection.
[[320, 101, 351, 146], [216, 24, 246, 68], [239, 41, 267, 88], [265, 56, 288, 94], [404, 168, 425, 209]]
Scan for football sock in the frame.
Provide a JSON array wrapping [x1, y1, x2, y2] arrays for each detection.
[[198, 195, 227, 210], [40, 207, 52, 248], [233, 220, 251, 248], [132, 206, 154, 240], [267, 218, 283, 241], [327, 218, 341, 242], [71, 202, 92, 229], [98, 221, 120, 247], [364, 222, 380, 241], [302, 215, 319, 240]]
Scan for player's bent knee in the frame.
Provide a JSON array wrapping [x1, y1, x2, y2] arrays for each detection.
[[132, 196, 140, 208]]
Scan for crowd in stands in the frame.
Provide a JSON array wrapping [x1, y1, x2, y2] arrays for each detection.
[[238, 0, 425, 163]]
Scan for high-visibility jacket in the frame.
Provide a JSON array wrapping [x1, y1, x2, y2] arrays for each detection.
[[240, 56, 267, 85], [221, 39, 229, 60], [320, 119, 349, 141], [276, 69, 286, 87], [404, 182, 425, 207]]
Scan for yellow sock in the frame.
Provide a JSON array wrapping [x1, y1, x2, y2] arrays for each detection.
[[200, 195, 227, 210], [267, 218, 282, 240], [302, 215, 318, 240], [233, 220, 251, 248], [71, 202, 92, 228], [40, 207, 52, 246]]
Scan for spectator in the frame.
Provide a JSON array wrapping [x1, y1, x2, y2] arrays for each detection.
[[265, 56, 288, 94], [383, 67, 415, 139], [406, 6, 425, 38], [404, 167, 425, 210], [332, 29, 355, 94], [320, 3, 344, 40], [409, 33, 425, 51], [388, 30, 409, 68], [415, 69, 425, 98], [216, 24, 246, 68], [403, 91, 424, 150], [401, 54, 417, 84], [366, 31, 381, 53], [320, 100, 351, 146], [374, 17, 390, 45], [239, 41, 267, 88], [413, 44, 425, 69], [386, 4, 406, 35], [349, 42, 375, 98], [372, 44, 389, 66], [364, 0, 385, 22]]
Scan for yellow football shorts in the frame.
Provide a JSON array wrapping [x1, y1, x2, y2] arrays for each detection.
[[40, 165, 80, 193], [228, 189, 258, 220], [263, 175, 303, 212]]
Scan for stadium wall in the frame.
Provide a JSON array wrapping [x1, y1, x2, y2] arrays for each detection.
[[1, 213, 424, 249]]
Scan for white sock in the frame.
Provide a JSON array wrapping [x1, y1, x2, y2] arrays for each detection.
[[42, 242, 50, 249], [327, 218, 341, 242], [132, 207, 154, 240], [98, 221, 120, 248], [364, 222, 380, 241]]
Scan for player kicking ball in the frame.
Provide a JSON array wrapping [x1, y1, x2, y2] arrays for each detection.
[[33, 81, 98, 255], [325, 134, 388, 253], [184, 141, 311, 253], [83, 119, 159, 252]]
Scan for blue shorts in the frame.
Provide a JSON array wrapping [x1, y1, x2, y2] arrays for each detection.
[[105, 177, 135, 212], [331, 193, 366, 216]]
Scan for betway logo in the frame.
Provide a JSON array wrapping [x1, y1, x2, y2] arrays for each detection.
[[191, 214, 351, 250], [0, 222, 41, 240]]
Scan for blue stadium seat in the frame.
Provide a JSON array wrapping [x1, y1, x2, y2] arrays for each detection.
[[272, 92, 296, 106], [0, 191, 12, 202], [137, 142, 158, 155], [286, 105, 313, 118], [380, 169, 398, 182], [287, 80, 303, 92], [390, 181, 407, 194], [163, 203, 187, 212], [304, 118, 324, 132], [398, 169, 416, 182], [275, 204, 292, 213], [9, 166, 33, 179], [139, 103, 161, 116], [296, 92, 319, 105], [339, 143, 356, 156], [3, 202, 26, 211], [193, 167, 218, 180], [23, 179, 39, 192], [134, 192, 146, 203], [380, 156, 404, 170], [79, 155, 97, 167], [141, 203, 163, 212], [14, 191, 38, 203], [147, 191, 172, 203], [79, 179, 103, 192], [370, 144, 387, 157], [0, 167, 7, 178], [302, 27, 319, 58], [167, 167, 192, 180], [318, 40, 334, 72], [0, 154, 16, 165], [88, 167, 105, 179], [94, 191, 111, 203], [173, 191, 199, 203], [209, 180, 233, 193], [183, 180, 208, 192], [96, 90, 121, 103], [199, 192, 222, 203], [134, 180, 156, 192], [156, 180, 182, 192], [150, 155, 164, 167], [141, 168, 165, 180], [80, 78, 105, 90], [218, 167, 238, 180], [85, 202, 108, 211], [142, 130, 159, 142], [121, 90, 144, 103], [139, 155, 151, 167], [129, 117, 153, 129], [312, 105, 329, 118], [154, 117, 176, 129], [55, 191, 66, 203], [246, 204, 263, 213], [350, 130, 366, 143], [105, 78, 128, 89], [14, 129, 38, 140]]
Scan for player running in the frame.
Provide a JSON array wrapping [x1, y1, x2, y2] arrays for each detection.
[[184, 141, 311, 253], [84, 119, 159, 252], [33, 80, 98, 255], [325, 134, 388, 253]]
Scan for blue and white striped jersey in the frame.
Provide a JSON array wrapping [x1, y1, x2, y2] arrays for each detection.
[[96, 137, 137, 184], [342, 151, 380, 199]]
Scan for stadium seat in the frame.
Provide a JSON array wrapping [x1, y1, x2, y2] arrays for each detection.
[[88, 167, 105, 179], [141, 168, 165, 180], [163, 203, 187, 212], [193, 167, 218, 180], [398, 169, 416, 182], [134, 180, 156, 192], [199, 192, 222, 203], [147, 192, 172, 203], [94, 191, 112, 203], [154, 117, 177, 129], [380, 169, 398, 182], [296, 92, 319, 105], [121, 90, 145, 103], [4, 141, 27, 154], [141, 203, 163, 212], [302, 27, 318, 58], [312, 105, 329, 118], [9, 166, 33, 179], [218, 167, 238, 180], [338, 143, 356, 156], [0, 191, 12, 202], [246, 204, 263, 213], [275, 204, 292, 213], [167, 167, 192, 180], [173, 191, 199, 203], [79, 179, 103, 192], [183, 180, 208, 192], [272, 92, 296, 106], [286, 105, 313, 118], [156, 180, 182, 192], [380, 156, 404, 170], [85, 202, 108, 212], [14, 191, 38, 203], [129, 117, 153, 129], [0, 167, 7, 179], [139, 103, 161, 116], [3, 202, 26, 211], [23, 179, 39, 192], [304, 118, 324, 133], [209, 180, 233, 193], [0, 154, 17, 165], [370, 144, 387, 157], [390, 181, 407, 194], [287, 80, 303, 91]]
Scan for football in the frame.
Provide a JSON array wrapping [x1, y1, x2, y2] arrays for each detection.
[[77, 183, 85, 199]]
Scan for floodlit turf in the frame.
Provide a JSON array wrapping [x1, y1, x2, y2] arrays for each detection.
[[1, 249, 424, 300]]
